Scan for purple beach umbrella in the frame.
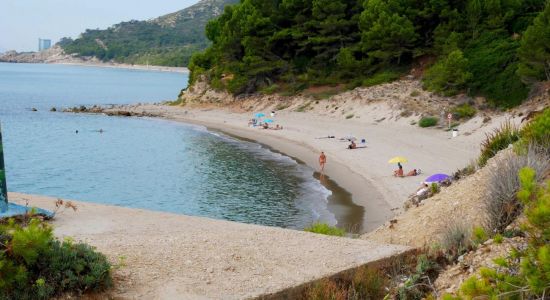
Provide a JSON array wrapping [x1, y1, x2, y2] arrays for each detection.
[[425, 173, 450, 183]]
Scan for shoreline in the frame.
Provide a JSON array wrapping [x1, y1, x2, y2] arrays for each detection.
[[96, 101, 517, 234], [0, 61, 189, 73], [52, 61, 189, 73], [192, 120, 390, 233], [209, 128, 367, 232]]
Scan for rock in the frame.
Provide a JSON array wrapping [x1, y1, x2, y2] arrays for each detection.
[[31, 108, 38, 112], [50, 107, 57, 112]]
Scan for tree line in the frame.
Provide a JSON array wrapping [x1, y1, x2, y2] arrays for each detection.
[[190, 0, 550, 107]]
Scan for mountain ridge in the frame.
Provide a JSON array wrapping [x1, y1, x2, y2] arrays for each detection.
[[59, 0, 238, 67]]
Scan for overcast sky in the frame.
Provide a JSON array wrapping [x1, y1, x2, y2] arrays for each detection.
[[0, 0, 199, 52]]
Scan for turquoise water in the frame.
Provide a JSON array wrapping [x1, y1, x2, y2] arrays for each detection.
[[0, 63, 336, 229]]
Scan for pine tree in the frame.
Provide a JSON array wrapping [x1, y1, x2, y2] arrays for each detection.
[[518, 1, 550, 82]]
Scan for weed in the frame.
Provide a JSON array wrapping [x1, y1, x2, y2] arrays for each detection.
[[362, 70, 401, 87], [440, 222, 472, 261], [275, 103, 289, 111], [478, 120, 520, 167], [410, 90, 421, 97], [419, 117, 439, 128], [296, 101, 312, 112], [430, 183, 440, 195], [472, 226, 489, 245], [452, 104, 477, 119], [261, 84, 279, 95], [304, 223, 345, 237], [346, 114, 354, 119]]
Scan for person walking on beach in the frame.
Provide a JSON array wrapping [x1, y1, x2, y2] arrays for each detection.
[[319, 152, 327, 172]]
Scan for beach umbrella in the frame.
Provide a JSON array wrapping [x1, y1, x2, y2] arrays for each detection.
[[425, 173, 450, 183], [255, 113, 265, 118], [388, 156, 408, 164], [264, 119, 274, 123]]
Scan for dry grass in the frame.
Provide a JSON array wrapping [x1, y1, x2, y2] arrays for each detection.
[[484, 145, 550, 233]]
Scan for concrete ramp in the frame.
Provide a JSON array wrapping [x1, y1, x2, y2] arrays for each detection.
[[11, 193, 409, 300]]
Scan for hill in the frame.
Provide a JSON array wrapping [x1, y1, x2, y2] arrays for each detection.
[[59, 0, 238, 67], [189, 0, 550, 108]]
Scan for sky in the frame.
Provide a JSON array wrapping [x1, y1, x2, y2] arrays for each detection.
[[0, 0, 199, 52]]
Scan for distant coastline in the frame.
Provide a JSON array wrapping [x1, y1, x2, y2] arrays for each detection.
[[51, 61, 189, 73], [0, 46, 188, 73]]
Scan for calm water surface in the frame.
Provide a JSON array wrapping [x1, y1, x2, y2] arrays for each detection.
[[0, 63, 340, 229]]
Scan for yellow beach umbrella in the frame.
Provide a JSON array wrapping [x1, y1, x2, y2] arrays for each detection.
[[388, 156, 408, 164]]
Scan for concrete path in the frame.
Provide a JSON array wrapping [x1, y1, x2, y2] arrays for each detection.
[[11, 193, 409, 300]]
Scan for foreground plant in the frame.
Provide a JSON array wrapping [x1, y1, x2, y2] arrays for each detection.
[[0, 217, 112, 299], [447, 167, 550, 299]]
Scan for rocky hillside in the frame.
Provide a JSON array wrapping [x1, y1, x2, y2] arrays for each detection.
[[58, 0, 238, 67]]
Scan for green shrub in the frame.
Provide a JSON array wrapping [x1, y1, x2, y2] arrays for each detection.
[[430, 183, 440, 194], [419, 117, 439, 128], [519, 107, 550, 150], [453, 162, 477, 180], [261, 84, 279, 95], [493, 234, 503, 244], [452, 104, 477, 119], [345, 114, 354, 119], [472, 226, 488, 245], [362, 71, 401, 87], [0, 218, 112, 299], [451, 168, 550, 299], [423, 50, 472, 96], [304, 223, 345, 237], [478, 120, 520, 167]]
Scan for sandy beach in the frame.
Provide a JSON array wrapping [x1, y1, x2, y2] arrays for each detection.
[[102, 93, 523, 232]]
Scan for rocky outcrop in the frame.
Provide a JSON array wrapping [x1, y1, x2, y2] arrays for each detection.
[[0, 46, 99, 64], [178, 76, 235, 105], [63, 105, 161, 118]]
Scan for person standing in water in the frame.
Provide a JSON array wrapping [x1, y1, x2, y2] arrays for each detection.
[[319, 151, 327, 172]]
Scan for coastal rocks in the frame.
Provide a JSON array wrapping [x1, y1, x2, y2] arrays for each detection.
[[63, 104, 160, 118], [0, 46, 77, 64]]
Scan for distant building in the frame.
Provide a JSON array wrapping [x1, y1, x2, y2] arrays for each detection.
[[38, 38, 51, 51]]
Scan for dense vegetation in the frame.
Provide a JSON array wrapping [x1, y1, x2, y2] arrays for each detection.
[[190, 0, 550, 107], [59, 0, 237, 67], [0, 217, 112, 299]]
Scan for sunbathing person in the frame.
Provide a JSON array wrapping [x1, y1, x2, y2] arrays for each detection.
[[393, 164, 404, 177], [406, 169, 418, 176], [348, 141, 357, 149], [263, 123, 269, 129]]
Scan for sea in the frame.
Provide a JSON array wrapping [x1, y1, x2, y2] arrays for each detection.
[[0, 63, 363, 230]]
